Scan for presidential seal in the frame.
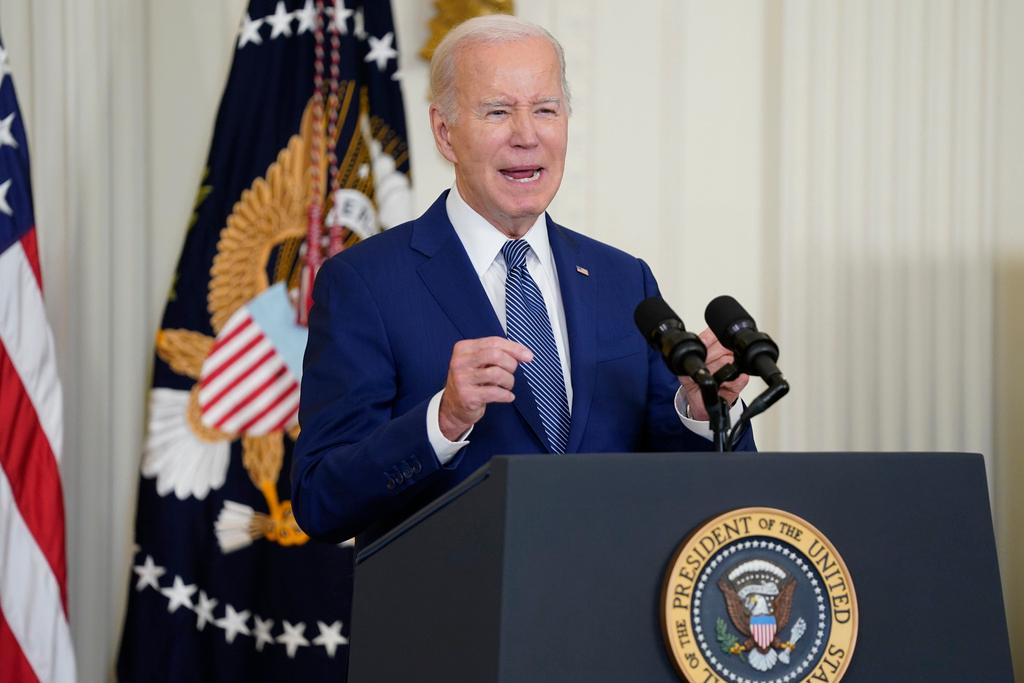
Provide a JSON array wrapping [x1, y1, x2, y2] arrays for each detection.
[[661, 508, 858, 683]]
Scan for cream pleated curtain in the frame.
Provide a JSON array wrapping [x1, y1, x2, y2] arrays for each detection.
[[0, 1, 1021, 680]]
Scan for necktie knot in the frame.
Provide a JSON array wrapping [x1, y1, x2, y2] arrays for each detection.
[[501, 239, 531, 271]]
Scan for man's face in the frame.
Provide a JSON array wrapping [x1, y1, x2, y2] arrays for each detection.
[[431, 36, 569, 236]]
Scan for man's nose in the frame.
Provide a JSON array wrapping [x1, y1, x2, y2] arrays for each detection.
[[509, 109, 539, 147]]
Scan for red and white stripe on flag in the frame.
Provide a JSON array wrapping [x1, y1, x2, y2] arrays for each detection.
[[0, 230, 76, 682], [197, 306, 300, 436]]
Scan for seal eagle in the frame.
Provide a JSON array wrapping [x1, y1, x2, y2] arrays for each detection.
[[718, 559, 797, 655]]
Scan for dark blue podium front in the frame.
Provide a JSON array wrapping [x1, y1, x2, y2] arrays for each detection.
[[348, 452, 1014, 682]]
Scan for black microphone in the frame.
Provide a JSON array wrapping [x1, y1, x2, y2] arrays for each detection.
[[634, 297, 713, 386], [704, 295, 784, 385]]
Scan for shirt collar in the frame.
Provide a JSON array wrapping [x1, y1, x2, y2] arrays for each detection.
[[445, 184, 552, 277]]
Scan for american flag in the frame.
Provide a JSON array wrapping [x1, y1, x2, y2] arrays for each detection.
[[0, 36, 76, 683]]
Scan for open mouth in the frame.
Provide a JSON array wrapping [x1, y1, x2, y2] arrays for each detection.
[[500, 166, 543, 183]]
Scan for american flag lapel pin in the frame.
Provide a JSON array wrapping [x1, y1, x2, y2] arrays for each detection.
[[576, 265, 589, 276]]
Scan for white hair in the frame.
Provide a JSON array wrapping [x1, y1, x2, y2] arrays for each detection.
[[429, 14, 572, 122]]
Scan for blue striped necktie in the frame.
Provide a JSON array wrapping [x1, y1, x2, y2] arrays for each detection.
[[501, 239, 571, 453]]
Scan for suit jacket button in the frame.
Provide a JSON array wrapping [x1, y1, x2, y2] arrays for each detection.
[[411, 461, 422, 474], [385, 477, 397, 490], [401, 464, 414, 479]]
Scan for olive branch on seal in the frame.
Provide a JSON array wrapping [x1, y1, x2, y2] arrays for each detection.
[[716, 618, 741, 654]]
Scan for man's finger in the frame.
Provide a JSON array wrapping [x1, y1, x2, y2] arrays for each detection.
[[719, 374, 749, 396], [472, 336, 534, 363], [472, 347, 522, 374], [698, 327, 719, 346], [703, 340, 732, 363], [705, 355, 736, 374], [474, 365, 516, 390], [478, 386, 516, 404], [720, 377, 748, 391], [704, 341, 730, 359]]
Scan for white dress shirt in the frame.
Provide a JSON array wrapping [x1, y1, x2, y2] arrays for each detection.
[[426, 186, 741, 462]]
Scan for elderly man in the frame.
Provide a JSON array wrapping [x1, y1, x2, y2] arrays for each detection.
[[292, 15, 754, 547]]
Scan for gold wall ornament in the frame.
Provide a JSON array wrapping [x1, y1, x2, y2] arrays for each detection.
[[208, 84, 401, 332], [155, 329, 214, 380], [420, 0, 515, 63], [207, 103, 319, 334]]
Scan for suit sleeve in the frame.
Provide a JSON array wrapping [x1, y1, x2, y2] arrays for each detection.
[[290, 257, 446, 542], [637, 259, 757, 452]]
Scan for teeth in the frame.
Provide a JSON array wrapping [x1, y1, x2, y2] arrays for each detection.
[[503, 170, 541, 183]]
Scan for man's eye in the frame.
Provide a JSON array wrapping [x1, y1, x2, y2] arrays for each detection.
[[487, 109, 508, 117], [537, 108, 557, 116]]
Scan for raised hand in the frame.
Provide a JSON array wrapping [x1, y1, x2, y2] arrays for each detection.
[[679, 328, 749, 421], [438, 337, 534, 440]]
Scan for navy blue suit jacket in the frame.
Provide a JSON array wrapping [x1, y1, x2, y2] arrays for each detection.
[[291, 192, 755, 546]]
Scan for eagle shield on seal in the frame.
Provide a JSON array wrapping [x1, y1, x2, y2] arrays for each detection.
[[718, 560, 796, 655]]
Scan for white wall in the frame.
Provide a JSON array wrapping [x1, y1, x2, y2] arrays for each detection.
[[0, 0, 1021, 680]]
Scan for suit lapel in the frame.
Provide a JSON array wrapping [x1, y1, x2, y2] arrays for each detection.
[[548, 218, 596, 453], [413, 192, 549, 451]]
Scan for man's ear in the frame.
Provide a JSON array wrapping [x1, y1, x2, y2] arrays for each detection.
[[429, 105, 458, 165]]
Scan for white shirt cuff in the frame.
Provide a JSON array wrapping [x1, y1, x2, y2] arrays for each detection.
[[427, 389, 472, 465], [674, 386, 745, 442]]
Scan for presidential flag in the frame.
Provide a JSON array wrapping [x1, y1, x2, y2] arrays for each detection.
[[0, 34, 76, 683], [117, 1, 411, 679]]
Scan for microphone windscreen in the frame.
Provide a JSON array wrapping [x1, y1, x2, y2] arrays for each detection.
[[704, 295, 755, 344], [634, 297, 682, 336]]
